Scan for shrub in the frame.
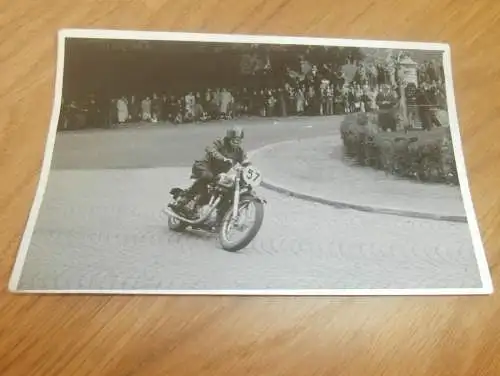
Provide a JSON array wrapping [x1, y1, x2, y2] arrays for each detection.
[[339, 113, 458, 185], [340, 112, 379, 165]]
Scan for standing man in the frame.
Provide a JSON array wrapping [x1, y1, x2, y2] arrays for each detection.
[[376, 84, 398, 131]]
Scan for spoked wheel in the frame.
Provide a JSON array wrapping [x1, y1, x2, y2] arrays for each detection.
[[219, 199, 264, 252]]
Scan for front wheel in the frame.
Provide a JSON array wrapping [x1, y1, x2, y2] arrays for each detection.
[[219, 198, 264, 252]]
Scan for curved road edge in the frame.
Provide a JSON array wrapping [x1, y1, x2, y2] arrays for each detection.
[[248, 140, 468, 224]]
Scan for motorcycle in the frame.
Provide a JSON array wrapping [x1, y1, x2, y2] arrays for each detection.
[[162, 160, 266, 252]]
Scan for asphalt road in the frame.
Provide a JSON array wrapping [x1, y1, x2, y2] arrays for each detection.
[[14, 116, 484, 292], [51, 116, 341, 170]]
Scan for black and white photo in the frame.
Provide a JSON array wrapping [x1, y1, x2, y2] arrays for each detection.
[[8, 29, 493, 295]]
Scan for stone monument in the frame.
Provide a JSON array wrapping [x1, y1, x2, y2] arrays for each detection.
[[396, 55, 420, 130]]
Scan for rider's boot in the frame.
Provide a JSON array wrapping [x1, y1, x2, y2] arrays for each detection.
[[170, 180, 196, 211], [169, 195, 186, 211], [169, 194, 195, 218]]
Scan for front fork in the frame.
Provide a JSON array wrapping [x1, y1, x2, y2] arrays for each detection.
[[231, 175, 241, 221]]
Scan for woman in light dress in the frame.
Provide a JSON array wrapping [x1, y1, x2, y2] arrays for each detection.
[[219, 88, 233, 119], [116, 96, 129, 123], [295, 86, 305, 115]]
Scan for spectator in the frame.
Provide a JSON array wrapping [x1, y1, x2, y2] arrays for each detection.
[[240, 88, 250, 115], [219, 88, 233, 119], [173, 98, 184, 124], [184, 92, 196, 121], [326, 84, 335, 115], [257, 89, 266, 117], [116, 96, 129, 124], [404, 83, 418, 128], [160, 94, 169, 121], [141, 96, 152, 121], [277, 88, 287, 117], [415, 84, 432, 130], [194, 92, 204, 122], [85, 97, 101, 128], [266, 90, 277, 117], [151, 93, 162, 122], [166, 95, 177, 121], [129, 95, 140, 122], [108, 99, 118, 126], [67, 100, 86, 129], [353, 84, 363, 113], [376, 84, 398, 131], [296, 86, 305, 115]]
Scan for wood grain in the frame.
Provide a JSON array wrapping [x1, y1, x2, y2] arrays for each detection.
[[1, 0, 500, 375]]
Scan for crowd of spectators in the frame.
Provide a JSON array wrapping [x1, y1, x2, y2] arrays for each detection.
[[58, 50, 446, 132]]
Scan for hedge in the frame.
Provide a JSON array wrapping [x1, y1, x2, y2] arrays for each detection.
[[340, 112, 458, 185]]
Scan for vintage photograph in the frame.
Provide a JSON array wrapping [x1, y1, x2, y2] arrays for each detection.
[[8, 29, 493, 294]]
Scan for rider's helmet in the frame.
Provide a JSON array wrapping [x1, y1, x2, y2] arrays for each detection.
[[226, 126, 244, 140], [226, 126, 244, 147]]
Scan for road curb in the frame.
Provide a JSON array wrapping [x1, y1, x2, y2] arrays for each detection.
[[248, 141, 468, 224]]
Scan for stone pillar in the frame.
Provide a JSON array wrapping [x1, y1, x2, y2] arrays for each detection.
[[398, 56, 419, 86]]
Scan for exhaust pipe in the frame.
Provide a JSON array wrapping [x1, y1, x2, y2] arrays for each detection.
[[163, 197, 221, 225], [163, 208, 201, 224]]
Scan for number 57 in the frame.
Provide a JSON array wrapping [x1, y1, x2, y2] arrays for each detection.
[[246, 168, 260, 181]]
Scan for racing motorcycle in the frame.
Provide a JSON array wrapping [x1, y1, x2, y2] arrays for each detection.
[[162, 160, 266, 252]]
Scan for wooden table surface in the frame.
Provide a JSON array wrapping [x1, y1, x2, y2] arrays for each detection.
[[1, 1, 500, 375]]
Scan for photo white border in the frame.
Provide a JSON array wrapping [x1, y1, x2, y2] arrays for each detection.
[[7, 28, 494, 296]]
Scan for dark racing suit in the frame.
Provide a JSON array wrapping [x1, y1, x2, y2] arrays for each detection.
[[178, 137, 248, 218]]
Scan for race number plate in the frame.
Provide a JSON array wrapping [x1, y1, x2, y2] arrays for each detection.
[[242, 166, 263, 186]]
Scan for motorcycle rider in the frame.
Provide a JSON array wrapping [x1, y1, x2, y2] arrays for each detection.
[[171, 126, 249, 220]]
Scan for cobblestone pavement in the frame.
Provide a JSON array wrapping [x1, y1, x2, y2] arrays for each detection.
[[16, 167, 482, 291], [250, 136, 467, 219]]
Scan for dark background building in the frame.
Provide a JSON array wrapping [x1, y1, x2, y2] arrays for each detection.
[[62, 38, 363, 101]]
